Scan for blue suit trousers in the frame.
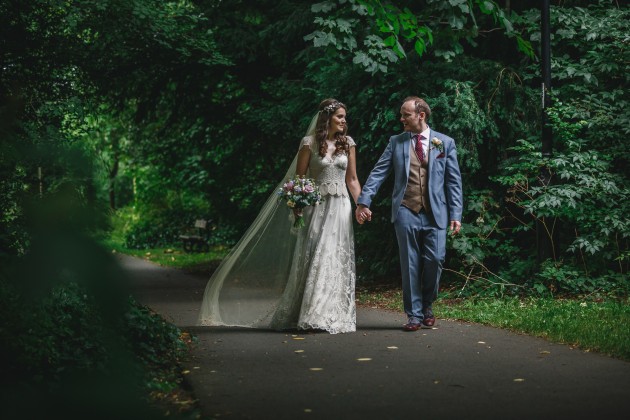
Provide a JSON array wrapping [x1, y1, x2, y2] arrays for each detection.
[[394, 206, 446, 319]]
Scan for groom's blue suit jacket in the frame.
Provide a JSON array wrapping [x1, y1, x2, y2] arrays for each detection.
[[358, 130, 463, 229]]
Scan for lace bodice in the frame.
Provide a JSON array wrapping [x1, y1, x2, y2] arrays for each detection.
[[301, 135, 356, 197]]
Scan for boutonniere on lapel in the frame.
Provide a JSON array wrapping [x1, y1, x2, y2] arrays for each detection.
[[430, 137, 445, 158]]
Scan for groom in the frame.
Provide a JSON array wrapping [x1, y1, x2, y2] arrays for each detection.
[[356, 96, 463, 331]]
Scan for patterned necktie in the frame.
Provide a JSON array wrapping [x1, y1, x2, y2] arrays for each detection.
[[413, 134, 424, 162]]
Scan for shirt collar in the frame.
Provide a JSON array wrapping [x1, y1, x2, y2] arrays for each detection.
[[412, 126, 431, 140]]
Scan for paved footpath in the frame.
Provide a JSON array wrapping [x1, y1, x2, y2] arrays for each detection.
[[119, 254, 630, 420]]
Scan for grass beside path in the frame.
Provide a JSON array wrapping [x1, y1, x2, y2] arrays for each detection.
[[357, 285, 630, 361], [440, 297, 630, 361], [102, 238, 227, 274]]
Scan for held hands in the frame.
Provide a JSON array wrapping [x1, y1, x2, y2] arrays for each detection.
[[354, 206, 460, 231], [449, 220, 462, 235], [355, 205, 372, 225]]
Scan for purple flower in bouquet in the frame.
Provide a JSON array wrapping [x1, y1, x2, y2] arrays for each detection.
[[277, 176, 323, 228]]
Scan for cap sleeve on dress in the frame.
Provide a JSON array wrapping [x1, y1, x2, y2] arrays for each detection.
[[347, 136, 356, 147], [300, 135, 314, 149]]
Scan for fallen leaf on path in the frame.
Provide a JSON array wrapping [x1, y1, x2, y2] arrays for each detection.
[[304, 409, 312, 413], [182, 370, 190, 374], [294, 350, 305, 353], [433, 380, 440, 384], [356, 358, 372, 361], [539, 350, 551, 354], [477, 341, 486, 344], [387, 346, 398, 350], [309, 368, 323, 371], [513, 378, 525, 382], [293, 337, 305, 340]]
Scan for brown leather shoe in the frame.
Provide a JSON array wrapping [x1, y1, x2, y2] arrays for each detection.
[[403, 322, 420, 331], [403, 317, 422, 331], [422, 309, 436, 327], [423, 317, 435, 327]]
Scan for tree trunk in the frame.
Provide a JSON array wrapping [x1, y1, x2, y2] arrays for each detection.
[[109, 158, 119, 210]]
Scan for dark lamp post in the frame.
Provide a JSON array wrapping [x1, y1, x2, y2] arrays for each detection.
[[537, 0, 557, 263]]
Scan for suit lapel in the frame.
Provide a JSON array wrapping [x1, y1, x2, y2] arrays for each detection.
[[427, 130, 434, 171], [402, 132, 411, 176], [429, 129, 446, 182]]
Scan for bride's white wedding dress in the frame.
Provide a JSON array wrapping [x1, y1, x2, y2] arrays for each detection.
[[269, 136, 356, 333], [197, 134, 356, 334]]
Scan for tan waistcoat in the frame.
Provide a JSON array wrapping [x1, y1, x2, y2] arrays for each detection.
[[401, 142, 431, 214]]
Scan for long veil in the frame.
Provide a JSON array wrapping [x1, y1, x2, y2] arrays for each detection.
[[197, 115, 318, 327]]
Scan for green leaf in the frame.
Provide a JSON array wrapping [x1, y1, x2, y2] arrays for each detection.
[[311, 2, 336, 13], [480, 1, 495, 13], [383, 35, 396, 47], [414, 38, 426, 56]]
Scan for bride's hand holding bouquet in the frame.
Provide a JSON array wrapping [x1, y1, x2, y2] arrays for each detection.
[[277, 176, 323, 228]]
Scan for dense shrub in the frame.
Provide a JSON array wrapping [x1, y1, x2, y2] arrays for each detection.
[[124, 217, 182, 249], [0, 276, 190, 418]]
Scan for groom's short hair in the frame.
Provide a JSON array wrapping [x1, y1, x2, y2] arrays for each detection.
[[403, 96, 431, 120]]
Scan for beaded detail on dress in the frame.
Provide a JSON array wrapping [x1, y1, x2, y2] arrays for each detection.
[[300, 135, 355, 198], [319, 182, 348, 197]]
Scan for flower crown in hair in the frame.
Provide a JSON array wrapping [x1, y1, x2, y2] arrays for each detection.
[[321, 102, 340, 114]]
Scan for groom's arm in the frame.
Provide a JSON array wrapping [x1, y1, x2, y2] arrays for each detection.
[[357, 139, 394, 209], [444, 137, 463, 224]]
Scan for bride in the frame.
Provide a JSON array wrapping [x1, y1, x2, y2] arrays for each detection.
[[197, 99, 362, 334]]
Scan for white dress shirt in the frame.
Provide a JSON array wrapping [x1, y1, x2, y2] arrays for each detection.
[[412, 126, 431, 158]]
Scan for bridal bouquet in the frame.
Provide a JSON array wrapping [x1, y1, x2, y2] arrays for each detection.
[[277, 176, 323, 228]]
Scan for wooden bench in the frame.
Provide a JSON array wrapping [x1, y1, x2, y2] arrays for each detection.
[[179, 219, 212, 253]]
